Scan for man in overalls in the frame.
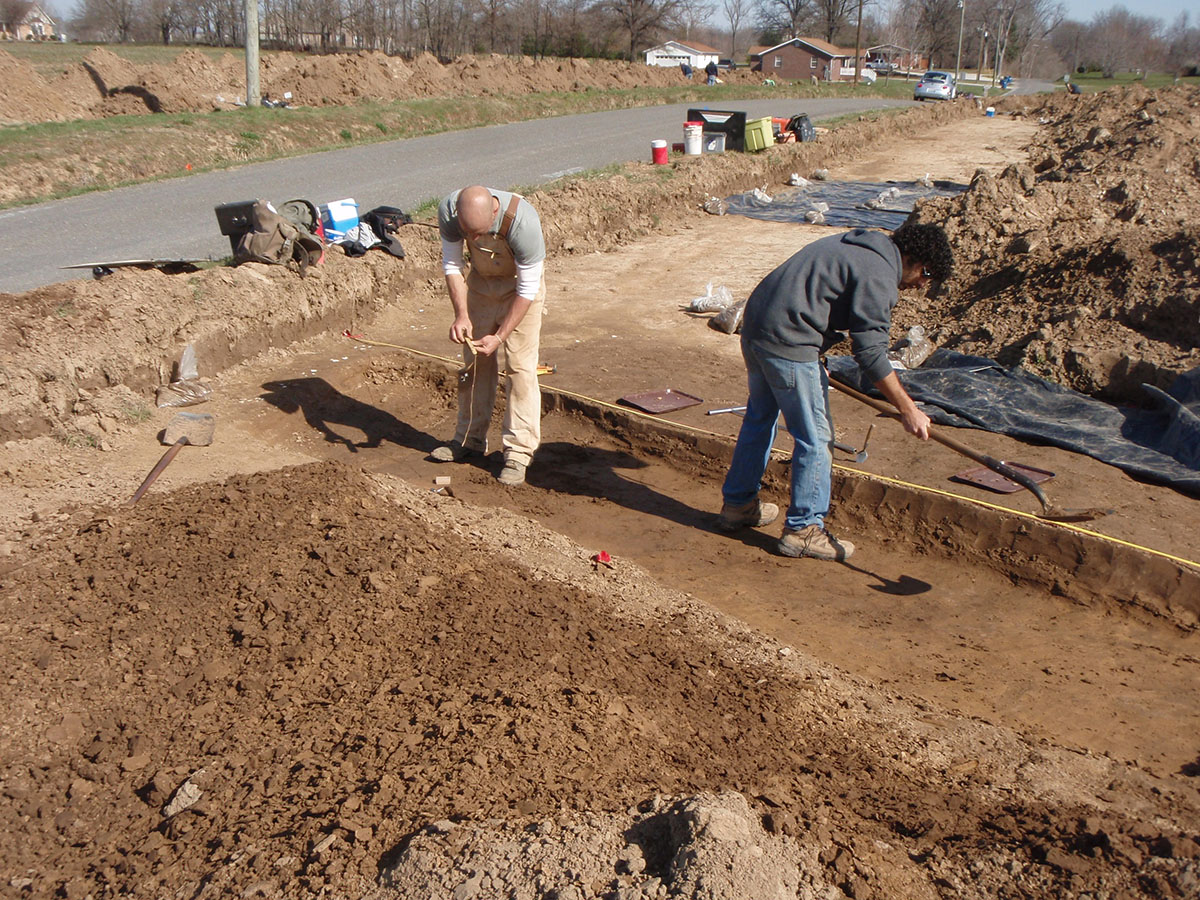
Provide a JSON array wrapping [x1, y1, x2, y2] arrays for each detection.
[[432, 185, 547, 486]]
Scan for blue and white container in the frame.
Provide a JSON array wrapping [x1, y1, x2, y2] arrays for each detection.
[[320, 198, 359, 241]]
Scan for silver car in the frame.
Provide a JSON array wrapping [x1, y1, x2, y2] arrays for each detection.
[[914, 70, 957, 101]]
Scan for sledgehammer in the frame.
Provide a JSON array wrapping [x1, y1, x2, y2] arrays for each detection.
[[127, 412, 215, 506]]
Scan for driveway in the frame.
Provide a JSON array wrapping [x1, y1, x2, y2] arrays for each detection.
[[0, 98, 914, 294]]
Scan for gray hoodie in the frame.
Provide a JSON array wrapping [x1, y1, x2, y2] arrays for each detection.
[[741, 229, 902, 384]]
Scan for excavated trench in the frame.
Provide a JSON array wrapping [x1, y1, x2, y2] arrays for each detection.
[[243, 346, 1200, 780]]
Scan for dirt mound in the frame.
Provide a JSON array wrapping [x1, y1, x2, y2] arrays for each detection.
[[907, 85, 1200, 403], [2, 461, 1195, 899], [0, 47, 761, 125], [0, 48, 76, 124]]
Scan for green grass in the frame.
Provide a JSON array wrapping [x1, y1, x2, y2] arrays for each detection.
[[1061, 70, 1200, 93]]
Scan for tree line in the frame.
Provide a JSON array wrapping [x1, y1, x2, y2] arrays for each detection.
[[62, 0, 1199, 78]]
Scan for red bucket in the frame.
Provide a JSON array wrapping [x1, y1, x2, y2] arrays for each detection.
[[651, 139, 668, 164]]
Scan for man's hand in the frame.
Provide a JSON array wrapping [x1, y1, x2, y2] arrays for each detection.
[[899, 407, 931, 440], [472, 334, 502, 356], [873, 370, 931, 441], [449, 315, 472, 344]]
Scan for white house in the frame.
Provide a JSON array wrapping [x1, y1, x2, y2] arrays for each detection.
[[644, 40, 721, 70]]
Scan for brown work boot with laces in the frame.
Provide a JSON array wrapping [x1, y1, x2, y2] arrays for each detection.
[[715, 498, 780, 532], [778, 525, 855, 561]]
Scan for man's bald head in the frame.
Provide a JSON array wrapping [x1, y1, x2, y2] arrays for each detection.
[[457, 186, 499, 238]]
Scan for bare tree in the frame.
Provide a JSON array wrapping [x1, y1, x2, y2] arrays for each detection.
[[1088, 6, 1160, 77], [1164, 11, 1199, 74], [675, 0, 712, 40], [812, 0, 853, 43], [756, 0, 813, 40], [74, 0, 139, 40], [721, 0, 748, 56], [141, 0, 185, 42], [598, 0, 682, 60]]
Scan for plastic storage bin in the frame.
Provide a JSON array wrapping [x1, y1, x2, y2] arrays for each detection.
[[744, 117, 774, 152], [702, 133, 726, 153], [686, 109, 746, 152]]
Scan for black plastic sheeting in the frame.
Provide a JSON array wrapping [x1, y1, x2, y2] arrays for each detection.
[[827, 350, 1200, 494], [723, 180, 967, 230]]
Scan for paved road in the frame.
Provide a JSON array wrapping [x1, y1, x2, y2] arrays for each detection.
[[0, 97, 916, 294]]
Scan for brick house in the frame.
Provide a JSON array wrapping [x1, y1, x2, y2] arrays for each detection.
[[1, 3, 57, 40], [751, 37, 862, 82]]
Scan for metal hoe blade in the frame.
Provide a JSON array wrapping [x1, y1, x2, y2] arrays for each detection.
[[828, 378, 1110, 523]]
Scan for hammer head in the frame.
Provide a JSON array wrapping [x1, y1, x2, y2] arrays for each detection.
[[161, 411, 215, 447]]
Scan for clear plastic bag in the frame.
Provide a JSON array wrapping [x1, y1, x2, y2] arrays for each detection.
[[710, 298, 747, 334], [688, 283, 734, 312], [889, 325, 936, 369], [157, 343, 213, 408]]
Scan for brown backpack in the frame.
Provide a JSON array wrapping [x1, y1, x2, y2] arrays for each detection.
[[233, 199, 324, 274]]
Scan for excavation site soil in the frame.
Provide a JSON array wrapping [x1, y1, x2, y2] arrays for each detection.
[[2, 79, 1199, 900]]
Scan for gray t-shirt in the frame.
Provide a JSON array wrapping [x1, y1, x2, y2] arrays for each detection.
[[741, 229, 902, 384], [437, 189, 546, 266]]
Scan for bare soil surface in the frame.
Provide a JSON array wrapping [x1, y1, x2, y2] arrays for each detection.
[[0, 46, 764, 126], [2, 94, 1199, 900]]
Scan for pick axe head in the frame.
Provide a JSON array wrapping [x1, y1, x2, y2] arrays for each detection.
[[162, 411, 215, 447]]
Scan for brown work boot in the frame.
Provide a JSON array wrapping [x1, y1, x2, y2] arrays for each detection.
[[715, 498, 780, 532], [778, 525, 855, 561]]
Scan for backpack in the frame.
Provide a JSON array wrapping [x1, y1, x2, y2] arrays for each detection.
[[233, 199, 324, 274], [361, 205, 413, 259], [786, 114, 816, 143]]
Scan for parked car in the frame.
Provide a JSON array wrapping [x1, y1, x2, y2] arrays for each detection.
[[914, 70, 957, 101], [867, 59, 899, 74]]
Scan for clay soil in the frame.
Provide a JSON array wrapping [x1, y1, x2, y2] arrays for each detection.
[[1, 89, 1199, 900], [0, 46, 766, 125]]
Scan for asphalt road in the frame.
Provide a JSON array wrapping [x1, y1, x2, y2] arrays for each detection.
[[0, 97, 917, 294]]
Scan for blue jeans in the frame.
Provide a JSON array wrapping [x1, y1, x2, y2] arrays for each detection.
[[721, 343, 833, 531]]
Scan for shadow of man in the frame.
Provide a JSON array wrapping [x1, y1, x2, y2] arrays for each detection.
[[526, 441, 781, 551], [261, 378, 439, 455]]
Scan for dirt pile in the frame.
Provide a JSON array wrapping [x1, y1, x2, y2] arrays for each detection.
[[2, 462, 1197, 900], [907, 85, 1200, 403], [0, 101, 976, 446], [0, 47, 761, 125]]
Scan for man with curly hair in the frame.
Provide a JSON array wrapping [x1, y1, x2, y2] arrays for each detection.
[[715, 222, 953, 560]]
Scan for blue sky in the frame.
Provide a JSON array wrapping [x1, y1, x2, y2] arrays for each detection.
[[1060, 0, 1195, 26]]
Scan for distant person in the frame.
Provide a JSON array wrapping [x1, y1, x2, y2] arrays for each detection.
[[680, 61, 693, 80], [433, 186, 546, 486], [715, 223, 954, 561], [705, 60, 719, 85]]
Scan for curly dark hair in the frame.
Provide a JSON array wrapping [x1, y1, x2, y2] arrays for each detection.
[[891, 222, 954, 282]]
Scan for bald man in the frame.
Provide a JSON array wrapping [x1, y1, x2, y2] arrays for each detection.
[[432, 186, 547, 485]]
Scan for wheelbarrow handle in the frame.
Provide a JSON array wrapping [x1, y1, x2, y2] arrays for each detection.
[[828, 377, 1050, 508], [127, 438, 189, 506]]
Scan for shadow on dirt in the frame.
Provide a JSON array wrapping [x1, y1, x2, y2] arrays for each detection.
[[840, 561, 933, 596], [261, 378, 439, 454], [529, 440, 716, 528]]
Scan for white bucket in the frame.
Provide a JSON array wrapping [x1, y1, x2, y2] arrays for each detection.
[[683, 123, 704, 156]]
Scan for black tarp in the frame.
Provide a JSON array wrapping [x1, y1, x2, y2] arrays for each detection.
[[723, 179, 967, 230], [827, 350, 1200, 494]]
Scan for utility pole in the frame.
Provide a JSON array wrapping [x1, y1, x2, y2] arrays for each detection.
[[853, 0, 864, 85], [955, 0, 965, 84], [245, 0, 260, 107]]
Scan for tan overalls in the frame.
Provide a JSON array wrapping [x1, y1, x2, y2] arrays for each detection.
[[454, 200, 546, 466]]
